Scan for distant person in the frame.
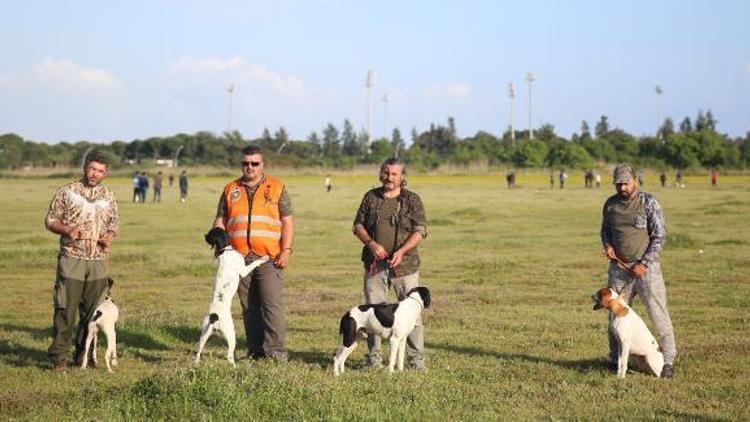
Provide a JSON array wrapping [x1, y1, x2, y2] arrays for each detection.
[[169, 173, 175, 187], [213, 145, 294, 361], [676, 170, 684, 188], [660, 171, 667, 188], [139, 172, 149, 203], [711, 168, 718, 188], [595, 172, 601, 188], [637, 169, 645, 187], [549, 172, 555, 189], [600, 164, 676, 378], [179, 170, 188, 202], [325, 174, 332, 193], [132, 171, 141, 202], [353, 157, 427, 371], [153, 171, 163, 203], [45, 150, 119, 372], [506, 170, 515, 188], [585, 170, 593, 188], [559, 170, 567, 189]]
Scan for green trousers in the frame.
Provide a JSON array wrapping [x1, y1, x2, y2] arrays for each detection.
[[48, 256, 109, 364]]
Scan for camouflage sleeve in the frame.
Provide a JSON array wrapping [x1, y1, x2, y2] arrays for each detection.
[[278, 187, 294, 217], [410, 193, 427, 238], [600, 199, 612, 247], [352, 191, 371, 232], [103, 190, 120, 236], [215, 195, 227, 220], [641, 194, 666, 266], [45, 186, 68, 229]]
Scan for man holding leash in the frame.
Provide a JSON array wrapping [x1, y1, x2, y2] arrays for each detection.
[[45, 150, 119, 372], [213, 145, 294, 361], [353, 157, 428, 371], [600, 164, 676, 378]]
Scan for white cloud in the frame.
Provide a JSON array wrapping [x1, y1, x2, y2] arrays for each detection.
[[426, 82, 471, 98], [32, 58, 119, 91]]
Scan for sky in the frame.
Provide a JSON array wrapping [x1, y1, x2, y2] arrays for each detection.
[[1, 0, 749, 143]]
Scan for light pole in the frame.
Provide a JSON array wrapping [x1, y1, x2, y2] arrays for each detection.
[[227, 83, 234, 133], [507, 83, 516, 146], [382, 93, 391, 139], [365, 70, 375, 144], [655, 85, 664, 142], [526, 72, 535, 140]]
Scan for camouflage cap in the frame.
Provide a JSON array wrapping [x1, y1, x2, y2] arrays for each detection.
[[613, 164, 635, 184]]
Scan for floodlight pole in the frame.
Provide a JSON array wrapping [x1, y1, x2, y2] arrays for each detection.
[[526, 72, 535, 140], [383, 93, 391, 139], [227, 83, 234, 133], [655, 85, 664, 143], [508, 83, 516, 146], [365, 70, 375, 144]]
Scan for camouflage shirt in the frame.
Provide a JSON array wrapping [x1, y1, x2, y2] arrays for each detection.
[[601, 191, 666, 267], [353, 187, 427, 277], [45, 180, 120, 260]]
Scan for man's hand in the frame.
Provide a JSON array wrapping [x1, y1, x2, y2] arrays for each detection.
[[388, 249, 405, 268], [274, 249, 291, 269], [98, 230, 115, 253], [603, 245, 617, 260], [630, 263, 648, 279], [368, 241, 389, 261]]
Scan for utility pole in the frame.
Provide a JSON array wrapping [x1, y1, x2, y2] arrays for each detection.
[[365, 70, 375, 144], [227, 83, 234, 133], [383, 93, 391, 139], [655, 85, 664, 143], [507, 83, 516, 146], [526, 72, 535, 140]]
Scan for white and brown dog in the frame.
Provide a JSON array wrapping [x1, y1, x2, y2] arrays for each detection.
[[195, 227, 268, 366], [592, 287, 664, 379], [333, 286, 430, 375], [81, 278, 119, 372]]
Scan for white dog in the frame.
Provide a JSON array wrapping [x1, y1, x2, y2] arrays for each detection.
[[81, 278, 119, 372], [333, 286, 430, 375], [195, 227, 269, 366], [592, 287, 664, 379]]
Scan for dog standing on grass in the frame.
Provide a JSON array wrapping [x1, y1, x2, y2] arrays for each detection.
[[333, 287, 430, 375], [592, 287, 664, 379], [81, 278, 119, 372], [195, 227, 269, 366]]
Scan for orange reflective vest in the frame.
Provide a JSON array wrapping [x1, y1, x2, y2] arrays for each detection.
[[223, 176, 284, 258]]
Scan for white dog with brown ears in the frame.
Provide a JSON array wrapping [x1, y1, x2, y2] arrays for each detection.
[[81, 277, 119, 372], [333, 286, 430, 375], [195, 227, 269, 366], [592, 287, 664, 379]]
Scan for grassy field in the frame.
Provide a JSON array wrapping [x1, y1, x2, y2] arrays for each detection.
[[0, 172, 748, 420]]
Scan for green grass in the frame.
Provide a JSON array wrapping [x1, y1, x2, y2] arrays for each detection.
[[1, 173, 749, 420]]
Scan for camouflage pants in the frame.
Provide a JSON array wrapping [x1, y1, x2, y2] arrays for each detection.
[[48, 256, 109, 364], [607, 261, 677, 365], [363, 262, 425, 366]]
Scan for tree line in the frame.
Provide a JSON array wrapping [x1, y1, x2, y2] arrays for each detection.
[[2, 110, 749, 171]]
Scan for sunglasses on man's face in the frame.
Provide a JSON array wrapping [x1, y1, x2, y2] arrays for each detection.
[[242, 161, 262, 167]]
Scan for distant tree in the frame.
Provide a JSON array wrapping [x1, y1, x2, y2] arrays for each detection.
[[547, 141, 594, 169], [274, 127, 289, 153], [581, 120, 591, 140], [595, 115, 610, 138], [695, 110, 707, 131], [0, 133, 25, 169], [512, 139, 548, 167], [341, 119, 359, 156], [659, 118, 675, 140], [535, 123, 558, 145], [307, 131, 321, 156], [705, 110, 717, 131], [664, 133, 700, 168], [679, 117, 693, 133], [391, 127, 405, 158], [369, 138, 392, 163], [259, 127, 274, 150], [695, 130, 726, 167], [322, 123, 340, 159]]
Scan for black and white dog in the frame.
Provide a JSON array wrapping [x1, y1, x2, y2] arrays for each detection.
[[195, 227, 268, 366], [81, 277, 119, 372], [333, 286, 431, 375]]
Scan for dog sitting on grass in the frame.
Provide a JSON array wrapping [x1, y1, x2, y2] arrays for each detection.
[[81, 278, 119, 372], [592, 286, 664, 379], [333, 287, 430, 375], [195, 227, 268, 366]]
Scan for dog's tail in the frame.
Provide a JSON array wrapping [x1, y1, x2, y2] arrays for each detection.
[[339, 313, 357, 347]]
